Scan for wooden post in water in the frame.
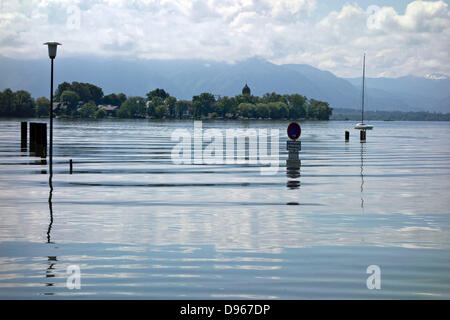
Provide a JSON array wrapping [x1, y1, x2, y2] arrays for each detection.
[[29, 122, 47, 157], [360, 130, 366, 142], [29, 122, 36, 153], [21, 122, 27, 149], [37, 123, 47, 158], [69, 159, 73, 174], [345, 131, 349, 141]]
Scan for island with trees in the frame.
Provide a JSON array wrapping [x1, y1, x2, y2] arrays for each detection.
[[2, 82, 449, 121], [0, 82, 333, 120]]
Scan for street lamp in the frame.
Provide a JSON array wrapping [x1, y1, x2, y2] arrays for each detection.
[[43, 42, 61, 179]]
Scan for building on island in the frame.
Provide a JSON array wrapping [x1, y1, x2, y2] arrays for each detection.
[[98, 105, 119, 116], [242, 83, 251, 95]]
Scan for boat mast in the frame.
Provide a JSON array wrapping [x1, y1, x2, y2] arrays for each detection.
[[361, 53, 366, 124]]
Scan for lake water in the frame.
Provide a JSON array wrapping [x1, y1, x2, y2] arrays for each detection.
[[0, 119, 449, 299]]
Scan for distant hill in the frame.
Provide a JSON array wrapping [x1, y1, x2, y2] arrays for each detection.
[[346, 75, 450, 113], [0, 56, 448, 112]]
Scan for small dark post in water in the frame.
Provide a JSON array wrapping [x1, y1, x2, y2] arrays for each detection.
[[29, 122, 47, 157], [37, 123, 47, 157], [345, 131, 349, 141], [360, 130, 366, 142], [21, 122, 27, 149], [29, 122, 36, 153], [69, 159, 73, 174]]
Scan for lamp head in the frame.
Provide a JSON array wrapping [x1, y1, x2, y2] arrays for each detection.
[[43, 42, 62, 59]]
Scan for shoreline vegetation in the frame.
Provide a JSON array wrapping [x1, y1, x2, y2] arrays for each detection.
[[1, 83, 448, 121], [0, 82, 332, 120]]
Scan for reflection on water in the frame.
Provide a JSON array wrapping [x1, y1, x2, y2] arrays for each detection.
[[360, 143, 365, 210], [47, 182, 53, 244], [0, 119, 449, 299], [286, 167, 300, 190]]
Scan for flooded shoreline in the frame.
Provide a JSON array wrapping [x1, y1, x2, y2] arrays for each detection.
[[0, 119, 449, 299]]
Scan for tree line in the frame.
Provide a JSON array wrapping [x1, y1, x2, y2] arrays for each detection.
[[0, 82, 333, 120]]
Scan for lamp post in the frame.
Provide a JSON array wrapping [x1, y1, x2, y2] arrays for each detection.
[[43, 42, 61, 179]]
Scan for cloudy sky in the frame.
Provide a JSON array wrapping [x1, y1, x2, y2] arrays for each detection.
[[0, 0, 449, 78]]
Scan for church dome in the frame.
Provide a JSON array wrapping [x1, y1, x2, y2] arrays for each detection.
[[242, 83, 251, 95]]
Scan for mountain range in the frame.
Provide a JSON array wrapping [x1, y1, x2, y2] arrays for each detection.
[[1, 56, 448, 112]]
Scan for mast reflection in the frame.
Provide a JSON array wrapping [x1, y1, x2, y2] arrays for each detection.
[[360, 142, 365, 210]]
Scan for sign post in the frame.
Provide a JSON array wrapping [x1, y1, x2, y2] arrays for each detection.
[[286, 122, 301, 169]]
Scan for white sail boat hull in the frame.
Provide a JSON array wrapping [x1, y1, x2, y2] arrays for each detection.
[[355, 123, 373, 130]]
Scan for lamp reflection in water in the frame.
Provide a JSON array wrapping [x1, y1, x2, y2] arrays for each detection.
[[45, 158, 56, 295], [44, 256, 57, 295], [47, 180, 53, 243]]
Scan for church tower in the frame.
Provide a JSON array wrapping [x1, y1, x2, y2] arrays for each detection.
[[242, 83, 251, 95]]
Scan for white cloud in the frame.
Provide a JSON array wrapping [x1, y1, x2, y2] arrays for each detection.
[[0, 0, 448, 77]]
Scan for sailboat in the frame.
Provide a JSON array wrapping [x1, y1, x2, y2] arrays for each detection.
[[355, 53, 373, 130]]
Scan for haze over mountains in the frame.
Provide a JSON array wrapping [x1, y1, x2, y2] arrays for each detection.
[[1, 56, 448, 113]]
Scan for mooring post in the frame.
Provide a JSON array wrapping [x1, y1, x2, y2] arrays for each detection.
[[29, 122, 36, 153], [40, 123, 47, 157], [29, 122, 47, 156], [360, 130, 366, 142], [21, 122, 27, 149], [345, 131, 349, 141], [69, 159, 73, 174], [36, 123, 46, 158]]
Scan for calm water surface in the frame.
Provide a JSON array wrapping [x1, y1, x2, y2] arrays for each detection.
[[0, 119, 449, 299]]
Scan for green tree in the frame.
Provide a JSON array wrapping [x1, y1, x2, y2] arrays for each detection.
[[94, 108, 106, 119], [267, 102, 280, 119], [35, 97, 50, 117], [237, 103, 255, 118], [117, 107, 130, 118], [255, 103, 270, 118], [0, 89, 35, 117], [117, 93, 127, 104], [117, 97, 146, 118], [262, 92, 283, 103], [192, 93, 216, 118], [60, 90, 80, 114], [165, 96, 177, 117], [71, 82, 92, 102], [147, 96, 164, 117], [86, 83, 103, 105], [55, 82, 72, 101], [78, 102, 98, 118], [307, 99, 332, 120], [154, 105, 169, 119], [146, 88, 169, 100], [0, 89, 13, 116], [266, 102, 288, 119], [234, 94, 259, 105], [13, 90, 35, 117], [102, 93, 121, 106], [175, 100, 191, 118], [279, 102, 289, 119], [287, 94, 306, 119], [215, 96, 234, 117]]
